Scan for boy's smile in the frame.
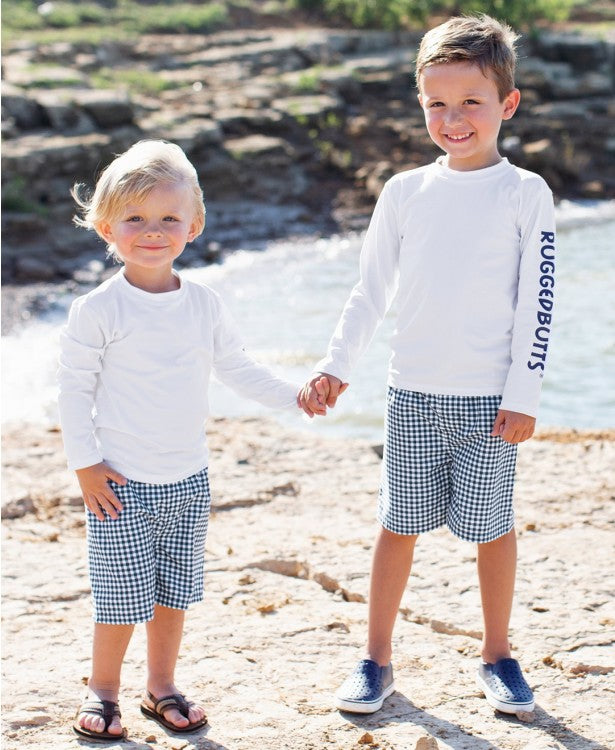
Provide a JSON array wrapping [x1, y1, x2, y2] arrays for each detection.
[[418, 61, 520, 171], [97, 181, 199, 292]]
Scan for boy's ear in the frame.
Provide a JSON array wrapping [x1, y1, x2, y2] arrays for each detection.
[[502, 88, 521, 120], [187, 219, 200, 242], [95, 221, 114, 243]]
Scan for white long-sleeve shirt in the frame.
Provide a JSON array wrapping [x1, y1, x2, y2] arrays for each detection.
[[58, 269, 299, 483], [316, 158, 556, 417]]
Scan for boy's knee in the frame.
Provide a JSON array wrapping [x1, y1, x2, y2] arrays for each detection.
[[477, 528, 517, 548], [378, 526, 419, 546]]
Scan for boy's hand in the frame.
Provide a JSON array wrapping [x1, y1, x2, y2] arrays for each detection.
[[299, 373, 348, 417], [75, 462, 127, 521], [491, 409, 536, 444]]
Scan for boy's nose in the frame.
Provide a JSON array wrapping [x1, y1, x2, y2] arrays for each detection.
[[144, 224, 163, 235], [444, 108, 464, 126]]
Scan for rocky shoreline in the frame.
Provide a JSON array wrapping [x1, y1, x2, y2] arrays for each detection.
[[2, 418, 614, 749], [2, 26, 615, 286]]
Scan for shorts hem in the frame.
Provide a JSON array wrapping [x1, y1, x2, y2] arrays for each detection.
[[92, 612, 154, 625], [448, 520, 515, 544], [154, 596, 203, 611], [377, 514, 444, 537], [92, 595, 203, 624]]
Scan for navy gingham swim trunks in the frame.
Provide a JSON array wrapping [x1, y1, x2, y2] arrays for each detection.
[[378, 388, 517, 543], [86, 468, 211, 624]]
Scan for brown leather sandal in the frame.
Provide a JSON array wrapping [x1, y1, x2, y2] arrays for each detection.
[[140, 691, 207, 733], [73, 697, 127, 742]]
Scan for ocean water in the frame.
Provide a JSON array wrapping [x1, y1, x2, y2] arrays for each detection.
[[2, 200, 614, 441]]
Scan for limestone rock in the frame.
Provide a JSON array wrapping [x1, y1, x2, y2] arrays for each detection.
[[415, 735, 439, 750], [1, 82, 47, 131], [533, 32, 612, 70], [72, 90, 135, 128], [1, 496, 35, 520], [271, 94, 343, 123]]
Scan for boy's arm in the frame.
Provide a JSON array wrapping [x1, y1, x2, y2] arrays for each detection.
[[211, 293, 300, 410], [58, 299, 108, 469], [500, 178, 556, 419], [58, 299, 126, 514], [314, 178, 401, 385]]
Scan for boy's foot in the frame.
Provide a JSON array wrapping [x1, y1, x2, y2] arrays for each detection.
[[140, 691, 208, 733], [73, 696, 127, 741], [476, 658, 535, 713], [334, 659, 395, 713]]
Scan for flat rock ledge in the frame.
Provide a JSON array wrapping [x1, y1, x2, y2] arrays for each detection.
[[2, 418, 614, 749]]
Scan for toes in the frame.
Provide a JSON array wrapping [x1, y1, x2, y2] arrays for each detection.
[[78, 710, 123, 736], [163, 708, 189, 728], [79, 713, 104, 733], [188, 705, 206, 724], [107, 715, 124, 735]]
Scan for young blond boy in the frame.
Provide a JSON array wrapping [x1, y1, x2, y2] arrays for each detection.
[[59, 140, 299, 739], [301, 15, 555, 714]]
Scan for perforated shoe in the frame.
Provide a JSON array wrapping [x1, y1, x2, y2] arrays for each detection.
[[477, 658, 534, 713], [334, 659, 395, 713]]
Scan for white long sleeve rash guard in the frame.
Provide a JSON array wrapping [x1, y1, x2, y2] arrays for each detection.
[[316, 158, 556, 417], [58, 269, 299, 483]]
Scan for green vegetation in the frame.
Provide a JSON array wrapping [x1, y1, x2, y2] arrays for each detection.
[[292, 0, 581, 29], [121, 2, 229, 33], [2, 0, 43, 29], [38, 2, 109, 28], [1, 0, 605, 44], [91, 67, 176, 96], [295, 68, 324, 93], [20, 64, 85, 88], [1, 177, 48, 215], [290, 65, 345, 93], [2, 0, 229, 37]]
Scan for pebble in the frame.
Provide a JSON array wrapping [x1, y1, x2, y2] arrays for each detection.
[[516, 710, 536, 723], [415, 736, 439, 750]]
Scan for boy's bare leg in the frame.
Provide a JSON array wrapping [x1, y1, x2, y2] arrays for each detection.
[[477, 527, 516, 663], [145, 604, 206, 728], [78, 623, 134, 735], [367, 527, 418, 666]]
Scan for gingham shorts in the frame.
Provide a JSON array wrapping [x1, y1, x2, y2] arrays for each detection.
[[86, 468, 211, 624], [378, 388, 517, 543]]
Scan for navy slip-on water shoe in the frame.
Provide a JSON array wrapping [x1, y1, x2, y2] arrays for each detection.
[[477, 658, 535, 713], [335, 659, 395, 714]]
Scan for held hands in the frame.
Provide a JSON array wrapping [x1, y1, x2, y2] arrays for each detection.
[[75, 462, 127, 521], [298, 373, 348, 417], [491, 409, 536, 444]]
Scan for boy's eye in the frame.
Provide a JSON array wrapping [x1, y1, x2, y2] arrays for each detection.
[[126, 216, 142, 222], [163, 216, 179, 222], [465, 99, 480, 105], [429, 101, 444, 108]]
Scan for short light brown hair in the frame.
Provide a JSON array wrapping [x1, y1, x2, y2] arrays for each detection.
[[72, 140, 206, 237], [415, 15, 519, 101]]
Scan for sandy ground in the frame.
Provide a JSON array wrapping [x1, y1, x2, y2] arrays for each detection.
[[2, 418, 614, 750]]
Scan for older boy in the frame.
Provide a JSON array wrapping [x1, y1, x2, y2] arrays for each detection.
[[300, 15, 555, 714]]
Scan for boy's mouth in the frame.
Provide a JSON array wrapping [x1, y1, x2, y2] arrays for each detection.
[[446, 132, 473, 142]]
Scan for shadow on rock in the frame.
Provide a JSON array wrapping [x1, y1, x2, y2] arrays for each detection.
[[338, 692, 608, 750]]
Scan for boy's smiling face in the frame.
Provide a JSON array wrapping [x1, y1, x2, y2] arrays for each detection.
[[97, 181, 199, 291], [418, 61, 520, 171]]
